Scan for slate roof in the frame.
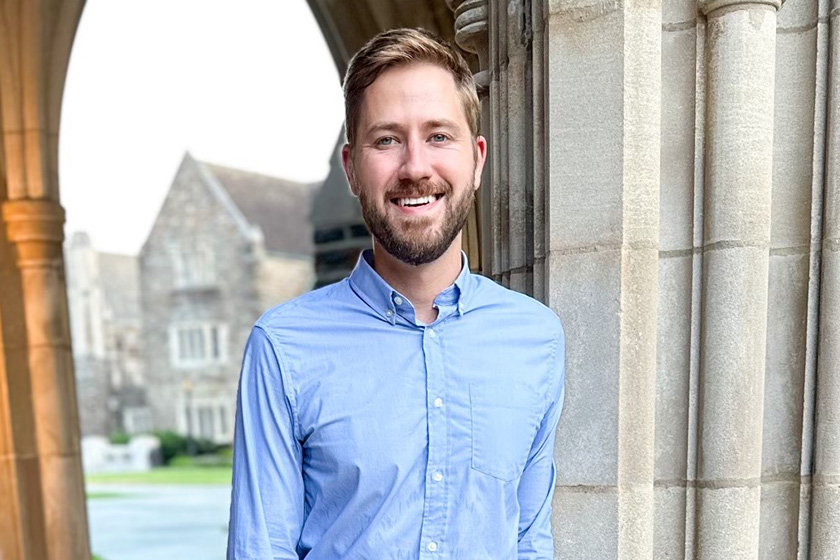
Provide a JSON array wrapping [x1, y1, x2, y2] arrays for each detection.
[[311, 130, 364, 228], [200, 161, 315, 256]]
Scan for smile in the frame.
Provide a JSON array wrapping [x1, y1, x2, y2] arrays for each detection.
[[392, 194, 444, 207]]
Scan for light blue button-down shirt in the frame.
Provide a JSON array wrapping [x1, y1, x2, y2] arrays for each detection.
[[227, 250, 565, 559]]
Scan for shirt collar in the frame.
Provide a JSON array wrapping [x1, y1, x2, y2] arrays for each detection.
[[348, 249, 473, 325]]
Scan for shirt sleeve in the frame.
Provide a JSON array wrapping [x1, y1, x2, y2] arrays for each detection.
[[516, 324, 566, 559], [227, 326, 305, 560]]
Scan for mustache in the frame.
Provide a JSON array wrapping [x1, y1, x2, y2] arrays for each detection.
[[385, 179, 451, 200]]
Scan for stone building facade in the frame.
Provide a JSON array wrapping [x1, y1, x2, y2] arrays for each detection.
[[140, 153, 315, 444], [65, 232, 149, 438], [1, 1, 840, 559]]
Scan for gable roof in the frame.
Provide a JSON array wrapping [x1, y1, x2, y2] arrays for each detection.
[[311, 129, 364, 229], [198, 160, 315, 256]]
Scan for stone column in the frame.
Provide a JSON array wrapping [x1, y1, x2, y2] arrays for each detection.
[[759, 0, 819, 557], [447, 0, 491, 275], [0, 199, 49, 560], [0, 2, 89, 559], [1, 201, 89, 560], [500, 0, 531, 294], [810, 0, 840, 556], [655, 0, 698, 556], [694, 0, 781, 558], [543, 0, 661, 558]]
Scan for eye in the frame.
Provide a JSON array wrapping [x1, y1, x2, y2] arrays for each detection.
[[375, 136, 395, 146], [430, 133, 448, 143]]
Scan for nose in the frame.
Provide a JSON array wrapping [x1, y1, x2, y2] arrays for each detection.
[[397, 140, 433, 183]]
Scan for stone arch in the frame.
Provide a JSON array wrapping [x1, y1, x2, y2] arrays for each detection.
[[0, 2, 469, 558]]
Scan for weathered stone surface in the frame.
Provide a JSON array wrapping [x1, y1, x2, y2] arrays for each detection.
[[545, 10, 624, 251], [655, 255, 692, 480], [654, 485, 688, 560], [700, 247, 769, 481], [776, 0, 818, 30], [39, 454, 89, 560], [810, 482, 840, 559], [661, 27, 697, 253], [663, 0, 696, 25], [758, 480, 800, 559], [696, 485, 762, 559], [810, 2, 840, 556], [552, 489, 619, 559], [550, 249, 621, 486], [762, 254, 809, 472]]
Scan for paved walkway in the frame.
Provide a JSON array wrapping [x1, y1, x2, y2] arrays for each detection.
[[87, 484, 231, 560]]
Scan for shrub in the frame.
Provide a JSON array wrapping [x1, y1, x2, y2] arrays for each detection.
[[108, 432, 130, 445], [149, 431, 221, 465]]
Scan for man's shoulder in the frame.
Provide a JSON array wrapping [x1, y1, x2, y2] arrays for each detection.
[[470, 273, 564, 335], [255, 279, 351, 333]]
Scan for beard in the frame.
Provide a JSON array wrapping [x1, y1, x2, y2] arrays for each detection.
[[356, 176, 475, 266]]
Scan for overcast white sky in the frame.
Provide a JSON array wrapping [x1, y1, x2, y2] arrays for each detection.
[[60, 0, 345, 255]]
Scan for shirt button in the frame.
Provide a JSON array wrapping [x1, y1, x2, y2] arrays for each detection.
[[428, 328, 436, 338], [433, 398, 443, 408], [432, 472, 443, 482], [393, 296, 403, 305], [428, 542, 438, 552], [386, 309, 394, 317]]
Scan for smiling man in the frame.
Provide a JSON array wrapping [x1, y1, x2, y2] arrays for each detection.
[[227, 28, 565, 560]]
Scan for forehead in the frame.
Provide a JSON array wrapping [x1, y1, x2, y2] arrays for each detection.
[[358, 62, 468, 129]]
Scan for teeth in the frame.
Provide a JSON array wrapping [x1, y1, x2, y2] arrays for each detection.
[[397, 195, 436, 207]]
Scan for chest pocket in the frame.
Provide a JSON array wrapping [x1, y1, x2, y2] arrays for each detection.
[[469, 383, 542, 482]]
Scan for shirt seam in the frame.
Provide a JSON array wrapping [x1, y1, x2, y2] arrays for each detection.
[[544, 328, 562, 411], [255, 325, 303, 442]]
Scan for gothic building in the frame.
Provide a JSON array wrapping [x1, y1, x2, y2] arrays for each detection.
[[65, 232, 149, 438], [140, 153, 315, 444]]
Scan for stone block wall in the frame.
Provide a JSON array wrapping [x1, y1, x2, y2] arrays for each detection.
[[140, 156, 261, 434], [447, 0, 840, 557]]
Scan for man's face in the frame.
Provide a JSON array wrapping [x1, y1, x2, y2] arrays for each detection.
[[342, 62, 487, 266]]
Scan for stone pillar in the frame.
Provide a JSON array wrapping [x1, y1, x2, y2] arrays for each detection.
[[0, 197, 49, 560], [455, 0, 542, 294], [543, 0, 661, 558], [759, 0, 819, 557], [655, 0, 698, 556], [810, 0, 840, 556], [694, 0, 780, 558], [448, 0, 491, 274], [0, 1, 89, 559], [500, 0, 531, 293], [1, 201, 90, 560]]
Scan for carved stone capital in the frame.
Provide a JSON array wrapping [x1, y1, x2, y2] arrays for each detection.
[[2, 199, 66, 268], [447, 0, 489, 57], [698, 0, 783, 16]]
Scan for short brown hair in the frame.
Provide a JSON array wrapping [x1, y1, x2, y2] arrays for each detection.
[[343, 28, 480, 146]]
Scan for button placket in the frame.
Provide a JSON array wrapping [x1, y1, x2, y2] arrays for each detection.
[[418, 323, 447, 557]]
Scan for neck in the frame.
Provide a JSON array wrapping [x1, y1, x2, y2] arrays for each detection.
[[372, 235, 464, 325]]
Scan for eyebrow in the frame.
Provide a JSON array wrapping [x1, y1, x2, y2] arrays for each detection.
[[364, 119, 462, 136]]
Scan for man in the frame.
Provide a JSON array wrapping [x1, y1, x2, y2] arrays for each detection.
[[227, 28, 565, 560]]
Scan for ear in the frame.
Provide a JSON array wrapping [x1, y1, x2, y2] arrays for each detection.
[[341, 143, 359, 197], [472, 135, 488, 190]]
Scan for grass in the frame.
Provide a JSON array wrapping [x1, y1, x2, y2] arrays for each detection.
[[85, 491, 126, 500], [85, 465, 232, 485]]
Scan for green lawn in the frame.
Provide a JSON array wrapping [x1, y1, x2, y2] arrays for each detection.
[[85, 491, 126, 500], [85, 465, 232, 485]]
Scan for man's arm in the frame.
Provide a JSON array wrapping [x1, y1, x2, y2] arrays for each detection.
[[517, 325, 566, 559], [227, 326, 305, 560]]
